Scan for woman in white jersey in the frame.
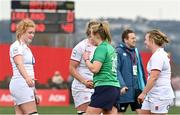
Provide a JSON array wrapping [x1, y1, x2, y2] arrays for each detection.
[[9, 19, 39, 115], [69, 20, 99, 114], [138, 30, 175, 114]]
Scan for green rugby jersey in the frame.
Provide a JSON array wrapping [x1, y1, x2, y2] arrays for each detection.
[[91, 41, 120, 88]]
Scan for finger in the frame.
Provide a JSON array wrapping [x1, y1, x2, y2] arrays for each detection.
[[29, 81, 35, 87], [30, 83, 34, 87], [90, 85, 93, 88], [35, 97, 40, 105], [89, 83, 93, 86], [137, 98, 141, 104], [28, 84, 33, 87], [139, 98, 143, 104], [37, 98, 40, 104], [120, 91, 124, 95], [33, 78, 38, 81], [125, 88, 128, 92]]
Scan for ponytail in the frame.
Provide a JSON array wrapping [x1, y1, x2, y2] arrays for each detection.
[[90, 20, 112, 43], [101, 21, 112, 43]]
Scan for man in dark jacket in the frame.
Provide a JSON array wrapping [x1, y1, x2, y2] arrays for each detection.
[[116, 29, 146, 114]]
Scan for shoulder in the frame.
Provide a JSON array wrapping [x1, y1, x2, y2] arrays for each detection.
[[116, 44, 125, 54], [10, 41, 24, 56], [74, 39, 87, 48], [152, 49, 164, 58], [151, 49, 166, 62], [10, 40, 19, 47], [73, 39, 87, 51], [10, 41, 21, 50], [97, 42, 107, 51]]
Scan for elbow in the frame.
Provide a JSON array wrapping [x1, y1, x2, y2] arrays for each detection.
[[150, 76, 158, 82], [90, 68, 99, 74], [69, 67, 71, 74], [153, 77, 158, 81], [69, 65, 74, 75]]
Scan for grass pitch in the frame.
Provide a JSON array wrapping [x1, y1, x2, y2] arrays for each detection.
[[0, 105, 179, 114]]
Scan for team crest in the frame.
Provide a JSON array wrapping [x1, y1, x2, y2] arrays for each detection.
[[123, 53, 127, 56], [13, 47, 18, 54]]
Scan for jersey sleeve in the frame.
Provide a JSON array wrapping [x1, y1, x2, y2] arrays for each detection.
[[150, 53, 163, 71], [10, 44, 23, 58], [92, 45, 107, 63], [70, 42, 85, 62]]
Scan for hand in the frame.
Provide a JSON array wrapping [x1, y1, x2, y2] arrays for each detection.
[[83, 80, 94, 89], [35, 95, 40, 105], [32, 78, 38, 81], [83, 51, 90, 61], [137, 93, 146, 104], [120, 87, 128, 95], [25, 77, 35, 87]]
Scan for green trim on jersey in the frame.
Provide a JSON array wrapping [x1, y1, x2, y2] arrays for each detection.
[[91, 41, 120, 88]]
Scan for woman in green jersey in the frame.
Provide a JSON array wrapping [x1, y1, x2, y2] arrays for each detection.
[[83, 20, 120, 114]]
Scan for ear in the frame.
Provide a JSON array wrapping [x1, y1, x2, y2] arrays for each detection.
[[124, 38, 128, 43]]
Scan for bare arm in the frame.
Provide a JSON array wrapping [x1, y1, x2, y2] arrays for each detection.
[[13, 55, 34, 87], [69, 60, 93, 88], [142, 70, 160, 94], [85, 60, 102, 73], [83, 51, 102, 73], [138, 70, 160, 103]]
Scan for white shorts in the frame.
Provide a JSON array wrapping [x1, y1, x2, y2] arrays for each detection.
[[9, 77, 35, 105], [141, 97, 174, 113], [72, 89, 94, 108]]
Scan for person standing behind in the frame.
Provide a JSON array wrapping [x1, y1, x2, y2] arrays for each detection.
[[9, 18, 39, 115], [69, 20, 99, 114], [50, 71, 64, 89], [83, 21, 120, 114], [138, 30, 175, 114], [116, 29, 146, 114]]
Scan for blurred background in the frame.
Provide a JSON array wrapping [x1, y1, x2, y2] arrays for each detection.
[[1, 0, 180, 114]]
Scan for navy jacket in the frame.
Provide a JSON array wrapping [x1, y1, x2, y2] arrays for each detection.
[[116, 43, 146, 103]]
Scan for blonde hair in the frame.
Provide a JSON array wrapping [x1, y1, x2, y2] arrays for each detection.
[[90, 21, 112, 43], [85, 19, 100, 37], [16, 18, 36, 40], [147, 29, 169, 46]]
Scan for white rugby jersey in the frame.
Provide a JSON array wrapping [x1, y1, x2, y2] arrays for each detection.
[[10, 40, 35, 78], [147, 48, 175, 100], [70, 39, 96, 91]]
